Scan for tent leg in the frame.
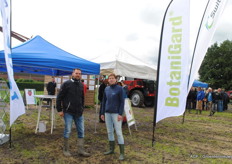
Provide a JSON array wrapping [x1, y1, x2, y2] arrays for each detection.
[[94, 75, 100, 133]]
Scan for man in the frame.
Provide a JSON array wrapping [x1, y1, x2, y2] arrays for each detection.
[[46, 77, 56, 95], [222, 89, 230, 111], [98, 79, 108, 102], [217, 88, 224, 112], [56, 68, 90, 157], [186, 87, 196, 113], [46, 76, 56, 105], [196, 87, 205, 114], [205, 87, 215, 116], [98, 79, 108, 123]]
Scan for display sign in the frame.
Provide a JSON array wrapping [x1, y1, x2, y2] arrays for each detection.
[[24, 89, 36, 105], [124, 98, 135, 126]]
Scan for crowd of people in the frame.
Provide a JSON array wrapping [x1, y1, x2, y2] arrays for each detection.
[[186, 87, 230, 116]]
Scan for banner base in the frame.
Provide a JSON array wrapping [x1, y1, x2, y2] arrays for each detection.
[[0, 133, 9, 145]]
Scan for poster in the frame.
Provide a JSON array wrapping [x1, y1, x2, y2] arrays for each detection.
[[55, 77, 61, 83], [124, 98, 135, 126], [82, 75, 87, 79], [25, 89, 36, 105], [88, 86, 95, 90], [89, 80, 95, 85], [89, 75, 95, 79]]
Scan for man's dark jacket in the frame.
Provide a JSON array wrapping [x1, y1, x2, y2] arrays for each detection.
[[46, 81, 56, 95], [56, 79, 84, 116]]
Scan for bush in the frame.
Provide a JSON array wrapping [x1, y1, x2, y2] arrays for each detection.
[[17, 82, 44, 91], [1, 79, 44, 91], [16, 78, 24, 82], [0, 77, 6, 81]]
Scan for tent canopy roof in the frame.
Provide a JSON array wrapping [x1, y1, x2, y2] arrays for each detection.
[[91, 47, 157, 80], [0, 35, 100, 76], [192, 80, 208, 88]]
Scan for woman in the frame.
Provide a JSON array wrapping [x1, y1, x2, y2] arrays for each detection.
[[100, 73, 125, 160]]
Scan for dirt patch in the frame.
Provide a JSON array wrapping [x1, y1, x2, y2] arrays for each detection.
[[0, 105, 232, 163]]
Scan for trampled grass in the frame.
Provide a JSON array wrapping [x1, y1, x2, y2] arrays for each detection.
[[0, 104, 231, 163]]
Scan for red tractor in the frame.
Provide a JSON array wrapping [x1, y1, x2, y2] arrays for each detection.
[[123, 79, 156, 107]]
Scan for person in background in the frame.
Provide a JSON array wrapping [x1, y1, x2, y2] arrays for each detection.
[[46, 76, 56, 95], [202, 88, 207, 110], [56, 68, 90, 157], [81, 79, 88, 97], [46, 76, 56, 105], [98, 79, 108, 102], [98, 79, 108, 123], [186, 87, 196, 113], [119, 80, 128, 125], [192, 88, 197, 109], [121, 80, 128, 98], [100, 73, 125, 161], [222, 89, 230, 111], [196, 87, 205, 114], [117, 82, 122, 86], [212, 89, 219, 114], [205, 87, 215, 116], [217, 88, 224, 112]]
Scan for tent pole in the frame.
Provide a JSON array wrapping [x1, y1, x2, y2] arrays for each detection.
[[9, 127, 12, 148], [94, 75, 100, 133], [182, 111, 186, 124]]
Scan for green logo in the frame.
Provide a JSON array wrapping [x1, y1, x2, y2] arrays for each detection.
[[205, 16, 214, 30]]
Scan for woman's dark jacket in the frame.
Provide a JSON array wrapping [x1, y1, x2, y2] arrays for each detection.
[[101, 84, 124, 116]]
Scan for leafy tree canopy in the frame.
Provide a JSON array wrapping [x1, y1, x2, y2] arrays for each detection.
[[199, 40, 232, 90]]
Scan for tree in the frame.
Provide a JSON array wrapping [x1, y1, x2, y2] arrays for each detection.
[[199, 40, 232, 90]]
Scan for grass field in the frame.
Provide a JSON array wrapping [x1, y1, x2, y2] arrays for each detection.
[[0, 103, 231, 163]]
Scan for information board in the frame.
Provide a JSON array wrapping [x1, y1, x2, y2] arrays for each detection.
[[24, 89, 36, 105]]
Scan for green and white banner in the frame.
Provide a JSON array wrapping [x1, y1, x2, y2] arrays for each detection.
[[188, 0, 228, 91], [156, 0, 190, 123], [0, 0, 25, 126]]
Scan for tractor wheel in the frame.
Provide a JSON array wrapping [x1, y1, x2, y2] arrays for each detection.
[[131, 90, 144, 107], [144, 97, 155, 107]]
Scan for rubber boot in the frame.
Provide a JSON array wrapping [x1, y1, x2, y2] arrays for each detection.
[[104, 141, 115, 155], [209, 112, 212, 116], [212, 111, 215, 116], [63, 138, 71, 157], [77, 138, 91, 157], [119, 144, 125, 160]]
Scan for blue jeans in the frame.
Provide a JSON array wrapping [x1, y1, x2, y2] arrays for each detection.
[[105, 113, 124, 144], [217, 100, 223, 112], [63, 113, 84, 139]]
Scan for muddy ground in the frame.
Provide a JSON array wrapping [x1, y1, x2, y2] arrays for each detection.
[[0, 104, 232, 164]]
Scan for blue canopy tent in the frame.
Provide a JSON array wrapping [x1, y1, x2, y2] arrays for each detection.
[[0, 35, 100, 76], [192, 80, 208, 88]]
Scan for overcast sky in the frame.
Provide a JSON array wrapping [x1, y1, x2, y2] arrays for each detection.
[[1, 0, 232, 68]]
